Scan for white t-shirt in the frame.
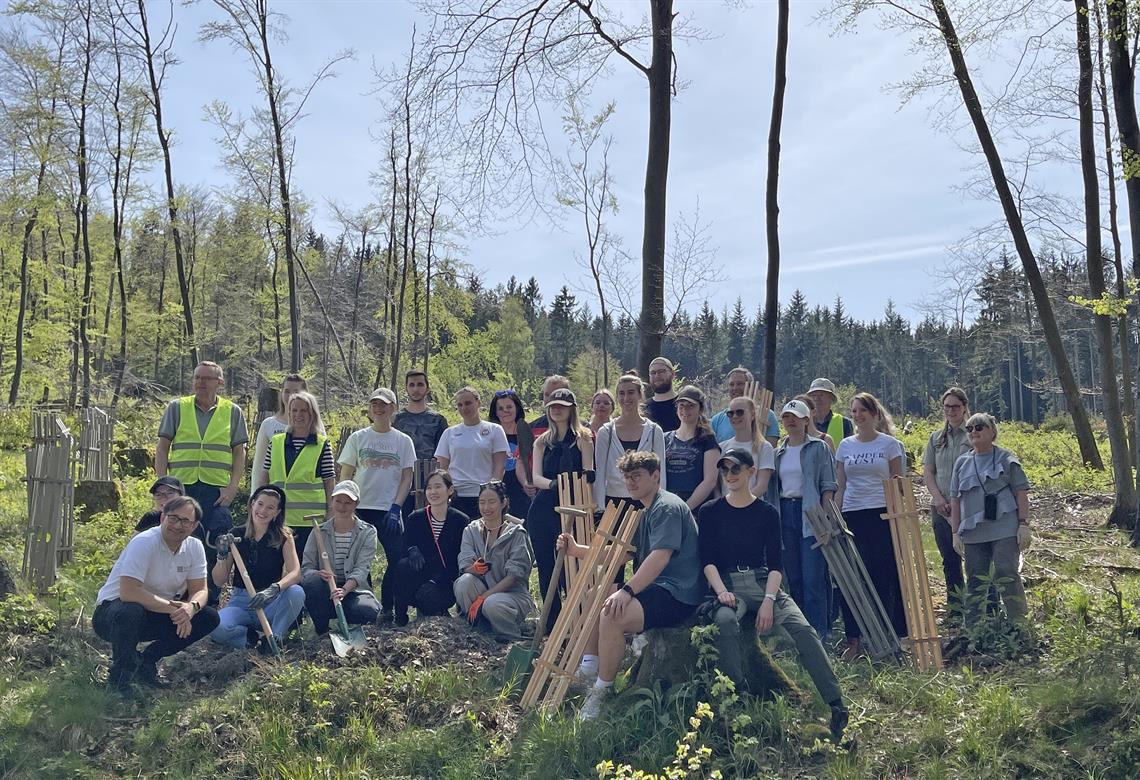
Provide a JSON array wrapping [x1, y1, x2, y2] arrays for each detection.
[[834, 433, 905, 511], [96, 527, 207, 604], [337, 427, 417, 509], [779, 443, 804, 498], [252, 416, 289, 491], [720, 437, 775, 494], [434, 421, 510, 497]]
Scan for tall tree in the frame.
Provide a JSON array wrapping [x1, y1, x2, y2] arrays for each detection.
[[763, 0, 789, 393]]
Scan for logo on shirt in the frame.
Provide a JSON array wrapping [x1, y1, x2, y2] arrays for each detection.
[[358, 447, 402, 470], [480, 426, 491, 438]]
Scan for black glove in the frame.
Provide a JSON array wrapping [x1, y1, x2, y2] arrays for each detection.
[[248, 582, 281, 610], [408, 546, 426, 572], [584, 469, 596, 484], [215, 533, 234, 560]]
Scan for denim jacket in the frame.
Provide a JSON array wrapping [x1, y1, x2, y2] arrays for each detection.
[[766, 437, 838, 538]]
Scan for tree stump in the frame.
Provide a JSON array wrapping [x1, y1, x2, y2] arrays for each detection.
[[628, 621, 802, 701], [75, 480, 123, 522], [115, 447, 152, 478]]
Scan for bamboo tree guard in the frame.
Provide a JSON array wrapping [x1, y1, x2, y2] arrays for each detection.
[[77, 407, 114, 482], [803, 499, 901, 662], [744, 381, 774, 419], [521, 500, 641, 711], [556, 472, 595, 605], [23, 413, 77, 592], [881, 477, 943, 670], [412, 458, 438, 510]]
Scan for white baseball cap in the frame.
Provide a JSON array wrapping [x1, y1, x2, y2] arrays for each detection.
[[331, 480, 360, 501], [780, 400, 811, 419]]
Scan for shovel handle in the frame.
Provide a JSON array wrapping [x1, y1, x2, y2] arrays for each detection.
[[310, 515, 342, 604], [530, 549, 566, 653], [230, 543, 276, 643]]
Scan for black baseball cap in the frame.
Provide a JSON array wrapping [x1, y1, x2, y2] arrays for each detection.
[[150, 475, 185, 495], [717, 448, 755, 469]]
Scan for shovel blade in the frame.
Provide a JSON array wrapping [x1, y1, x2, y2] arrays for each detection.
[[329, 626, 367, 657], [503, 644, 537, 686]]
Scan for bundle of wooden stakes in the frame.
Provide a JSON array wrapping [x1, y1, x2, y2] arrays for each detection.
[[744, 381, 774, 419], [556, 472, 595, 613], [412, 458, 438, 510], [803, 499, 902, 662], [521, 500, 641, 711], [881, 477, 942, 670]]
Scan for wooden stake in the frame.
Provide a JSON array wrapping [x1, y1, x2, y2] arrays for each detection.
[[882, 477, 943, 671]]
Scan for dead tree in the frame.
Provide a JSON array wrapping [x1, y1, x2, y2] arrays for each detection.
[[762, 0, 789, 393]]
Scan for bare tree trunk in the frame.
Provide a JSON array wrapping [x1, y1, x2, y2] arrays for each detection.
[[423, 189, 439, 374], [375, 130, 399, 390], [391, 41, 416, 389], [76, 0, 95, 407], [135, 0, 197, 366], [348, 225, 368, 388], [154, 233, 168, 379], [930, 0, 1103, 468], [763, 0, 789, 393]]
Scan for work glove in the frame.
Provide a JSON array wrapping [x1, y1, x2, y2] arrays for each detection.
[[385, 503, 403, 535], [215, 533, 234, 560], [248, 582, 281, 610], [952, 533, 965, 557], [407, 545, 426, 572], [467, 594, 487, 623], [1017, 524, 1032, 553], [472, 558, 490, 576]]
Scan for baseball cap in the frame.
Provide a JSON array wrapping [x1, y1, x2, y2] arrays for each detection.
[[717, 448, 755, 469], [781, 400, 811, 419], [545, 388, 577, 407], [807, 378, 838, 399], [150, 475, 185, 495], [331, 480, 361, 501], [369, 387, 397, 405], [675, 385, 705, 406]]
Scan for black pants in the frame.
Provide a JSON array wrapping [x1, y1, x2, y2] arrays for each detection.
[[391, 559, 455, 616], [452, 495, 480, 522], [289, 525, 314, 563], [504, 470, 532, 519], [184, 481, 235, 606], [838, 507, 908, 639], [528, 488, 563, 632], [931, 509, 966, 609], [93, 599, 220, 673], [300, 572, 381, 634], [357, 508, 403, 612]]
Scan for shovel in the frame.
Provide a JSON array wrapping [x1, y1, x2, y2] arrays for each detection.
[[310, 516, 368, 656], [504, 548, 565, 685], [229, 544, 280, 656]]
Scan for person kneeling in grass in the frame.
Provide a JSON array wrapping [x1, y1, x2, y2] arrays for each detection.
[[93, 496, 220, 691], [560, 451, 705, 722], [699, 448, 848, 742], [209, 485, 305, 653], [301, 480, 381, 632]]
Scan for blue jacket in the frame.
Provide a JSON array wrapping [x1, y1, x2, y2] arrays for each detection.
[[767, 437, 838, 538]]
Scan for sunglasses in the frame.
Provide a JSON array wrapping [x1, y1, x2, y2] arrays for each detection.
[[964, 424, 989, 433], [726, 409, 748, 418], [494, 389, 516, 398], [479, 480, 506, 491], [718, 463, 744, 475]]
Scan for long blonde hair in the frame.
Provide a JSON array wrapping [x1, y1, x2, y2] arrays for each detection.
[[286, 390, 327, 436], [728, 396, 764, 464], [538, 401, 591, 448]]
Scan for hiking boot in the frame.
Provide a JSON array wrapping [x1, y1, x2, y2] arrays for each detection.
[[246, 627, 260, 649], [377, 609, 394, 625], [106, 664, 135, 693], [134, 659, 168, 689], [578, 685, 611, 722], [394, 610, 409, 627], [830, 704, 849, 742]]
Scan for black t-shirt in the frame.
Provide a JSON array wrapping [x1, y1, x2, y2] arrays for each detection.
[[541, 430, 584, 482], [394, 408, 450, 461], [664, 430, 719, 497], [644, 398, 680, 433], [135, 510, 162, 533], [697, 496, 783, 575], [232, 529, 287, 591]]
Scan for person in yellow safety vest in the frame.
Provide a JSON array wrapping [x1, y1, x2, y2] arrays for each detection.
[[259, 390, 336, 559], [155, 361, 249, 606], [806, 378, 853, 445]]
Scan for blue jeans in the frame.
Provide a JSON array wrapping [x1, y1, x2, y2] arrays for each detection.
[[210, 584, 306, 647], [781, 498, 831, 641]]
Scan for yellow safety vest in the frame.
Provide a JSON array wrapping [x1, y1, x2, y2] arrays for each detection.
[[269, 432, 329, 527], [168, 396, 235, 487], [826, 413, 847, 446]]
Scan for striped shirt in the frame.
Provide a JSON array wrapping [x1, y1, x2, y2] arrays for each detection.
[[333, 531, 352, 580], [428, 507, 446, 542], [263, 436, 336, 479]]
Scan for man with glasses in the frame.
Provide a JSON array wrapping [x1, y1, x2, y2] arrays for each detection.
[[560, 451, 704, 721], [93, 496, 220, 692], [709, 367, 780, 446], [644, 357, 681, 433]]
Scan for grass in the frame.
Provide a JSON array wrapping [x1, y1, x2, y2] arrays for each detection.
[[1, 411, 1140, 778]]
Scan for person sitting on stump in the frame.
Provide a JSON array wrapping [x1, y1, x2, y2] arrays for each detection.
[[301, 480, 381, 633], [392, 469, 469, 626], [209, 485, 305, 653], [134, 475, 186, 533], [561, 450, 705, 722], [699, 448, 848, 742], [453, 480, 536, 639], [93, 495, 220, 691]]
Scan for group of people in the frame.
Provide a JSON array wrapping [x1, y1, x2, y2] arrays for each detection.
[[93, 358, 1033, 735]]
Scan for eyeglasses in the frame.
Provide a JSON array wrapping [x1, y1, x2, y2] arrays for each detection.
[[718, 463, 744, 475], [726, 409, 747, 418], [964, 424, 989, 433], [165, 513, 197, 526]]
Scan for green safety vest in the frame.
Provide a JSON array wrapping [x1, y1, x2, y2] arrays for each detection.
[[168, 396, 234, 487], [269, 432, 329, 527], [826, 412, 847, 446]]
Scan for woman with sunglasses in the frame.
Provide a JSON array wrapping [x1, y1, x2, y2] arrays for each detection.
[[434, 387, 509, 520], [718, 396, 775, 497], [209, 485, 305, 652], [489, 389, 535, 519], [949, 413, 1031, 625], [527, 388, 594, 631], [589, 389, 616, 435], [923, 388, 971, 613], [391, 469, 469, 626], [834, 392, 907, 659], [453, 480, 536, 638], [595, 373, 667, 514], [664, 385, 720, 510]]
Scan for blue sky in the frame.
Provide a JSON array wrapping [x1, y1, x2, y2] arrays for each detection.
[[145, 1, 1077, 324]]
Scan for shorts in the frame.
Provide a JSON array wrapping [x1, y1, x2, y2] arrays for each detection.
[[636, 584, 697, 630]]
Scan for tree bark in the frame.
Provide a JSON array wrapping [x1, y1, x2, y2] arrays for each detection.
[[76, 1, 95, 407], [636, 0, 673, 377], [763, 0, 789, 393], [930, 0, 1103, 468]]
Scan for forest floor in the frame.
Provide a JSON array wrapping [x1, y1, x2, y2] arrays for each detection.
[[2, 425, 1140, 779]]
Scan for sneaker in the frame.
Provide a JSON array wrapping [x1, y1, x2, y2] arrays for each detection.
[[578, 685, 611, 722], [830, 704, 849, 742], [630, 634, 648, 658]]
